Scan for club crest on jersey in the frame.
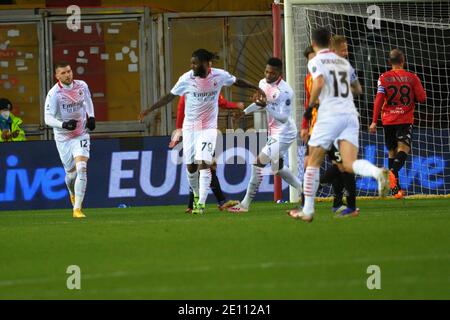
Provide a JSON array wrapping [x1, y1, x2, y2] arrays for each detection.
[[213, 81, 217, 87], [78, 90, 83, 96], [286, 99, 291, 106]]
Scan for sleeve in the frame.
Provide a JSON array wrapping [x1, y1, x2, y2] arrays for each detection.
[[413, 74, 426, 103], [44, 91, 63, 129], [83, 83, 95, 117], [218, 94, 238, 109], [350, 65, 358, 84], [372, 77, 385, 124], [220, 69, 237, 87], [308, 59, 325, 80], [302, 76, 311, 130], [175, 96, 186, 129], [266, 90, 293, 123], [170, 75, 189, 96]]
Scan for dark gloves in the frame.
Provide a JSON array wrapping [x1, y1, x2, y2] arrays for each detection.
[[86, 117, 95, 131], [62, 119, 78, 131]]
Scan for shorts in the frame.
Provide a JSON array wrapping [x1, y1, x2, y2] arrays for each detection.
[[383, 124, 413, 151], [260, 135, 294, 163], [55, 133, 90, 171], [182, 129, 217, 164], [327, 145, 342, 163], [308, 113, 359, 150]]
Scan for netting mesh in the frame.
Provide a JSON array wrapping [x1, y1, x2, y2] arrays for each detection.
[[292, 1, 450, 196]]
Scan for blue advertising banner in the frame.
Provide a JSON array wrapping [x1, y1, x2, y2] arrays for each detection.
[[0, 129, 449, 211]]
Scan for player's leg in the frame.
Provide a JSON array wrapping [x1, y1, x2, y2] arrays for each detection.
[[72, 134, 90, 218], [390, 125, 412, 198], [193, 129, 217, 214], [186, 189, 194, 214], [184, 130, 200, 207], [209, 163, 238, 210], [384, 125, 401, 196], [56, 140, 77, 207], [338, 116, 389, 197], [325, 147, 346, 213], [272, 141, 302, 193]]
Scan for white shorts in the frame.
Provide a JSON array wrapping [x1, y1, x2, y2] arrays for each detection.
[[182, 129, 217, 164], [308, 114, 359, 150], [55, 133, 90, 171], [260, 135, 294, 163]]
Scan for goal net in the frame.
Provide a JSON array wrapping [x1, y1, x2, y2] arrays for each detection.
[[287, 1, 450, 197]]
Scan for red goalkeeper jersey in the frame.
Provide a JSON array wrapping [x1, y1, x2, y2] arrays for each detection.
[[372, 69, 426, 125]]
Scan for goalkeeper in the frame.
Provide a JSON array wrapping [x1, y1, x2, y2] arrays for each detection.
[[369, 49, 426, 199]]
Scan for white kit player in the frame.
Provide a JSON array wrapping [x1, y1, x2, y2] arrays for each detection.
[[45, 62, 95, 218], [228, 57, 303, 213], [139, 49, 264, 214], [288, 28, 390, 222]]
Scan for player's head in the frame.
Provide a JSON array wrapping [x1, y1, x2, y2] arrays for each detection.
[[191, 49, 216, 77], [265, 57, 282, 83], [311, 27, 331, 51], [388, 49, 405, 67], [0, 98, 12, 119], [331, 35, 348, 58], [54, 61, 73, 85], [303, 46, 315, 62]]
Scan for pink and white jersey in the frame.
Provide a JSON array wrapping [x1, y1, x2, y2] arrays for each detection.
[[170, 68, 236, 130], [45, 80, 94, 142], [259, 78, 297, 143]]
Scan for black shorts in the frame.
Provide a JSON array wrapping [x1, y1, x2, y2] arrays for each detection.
[[327, 145, 342, 163], [383, 124, 413, 151]]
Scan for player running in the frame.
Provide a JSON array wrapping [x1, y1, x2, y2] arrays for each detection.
[[289, 28, 390, 223], [44, 61, 96, 218], [369, 49, 426, 199], [139, 48, 264, 214], [227, 57, 303, 213]]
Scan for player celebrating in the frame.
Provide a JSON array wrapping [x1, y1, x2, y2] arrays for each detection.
[[369, 49, 426, 198], [289, 28, 390, 222], [227, 57, 303, 213], [139, 49, 264, 214], [44, 62, 96, 218]]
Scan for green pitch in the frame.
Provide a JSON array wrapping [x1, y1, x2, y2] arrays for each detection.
[[0, 198, 449, 299]]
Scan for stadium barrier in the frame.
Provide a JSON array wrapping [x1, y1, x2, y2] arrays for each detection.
[[0, 130, 448, 211]]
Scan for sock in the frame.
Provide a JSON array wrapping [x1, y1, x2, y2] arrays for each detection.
[[187, 170, 199, 197], [65, 170, 77, 198], [241, 165, 263, 209], [74, 161, 87, 210], [301, 192, 305, 207], [342, 172, 356, 210], [277, 166, 302, 191], [352, 159, 381, 178], [320, 164, 341, 184], [198, 169, 212, 205], [331, 176, 344, 208], [303, 167, 320, 215], [210, 169, 226, 204], [188, 189, 194, 209], [392, 151, 407, 174]]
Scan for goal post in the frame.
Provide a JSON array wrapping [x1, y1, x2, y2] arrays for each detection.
[[285, 0, 450, 201]]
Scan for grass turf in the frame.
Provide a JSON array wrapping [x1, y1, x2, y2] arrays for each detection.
[[0, 198, 449, 299]]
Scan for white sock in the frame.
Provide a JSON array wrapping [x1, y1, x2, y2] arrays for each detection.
[[65, 170, 77, 198], [277, 166, 302, 192], [352, 159, 381, 178], [241, 165, 263, 209], [74, 161, 87, 210], [187, 170, 199, 197], [198, 169, 211, 205], [303, 167, 320, 215]]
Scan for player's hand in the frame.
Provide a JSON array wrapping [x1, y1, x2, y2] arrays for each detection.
[[86, 117, 95, 131], [11, 130, 20, 138], [62, 119, 77, 131], [235, 102, 245, 110], [1, 129, 11, 140], [138, 109, 150, 122], [303, 107, 313, 121], [253, 91, 267, 107], [369, 123, 377, 134], [300, 128, 309, 143], [168, 129, 182, 148]]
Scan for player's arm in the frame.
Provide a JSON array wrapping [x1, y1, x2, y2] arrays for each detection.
[[169, 96, 185, 148], [350, 66, 362, 96], [413, 74, 426, 103], [218, 94, 244, 110], [369, 77, 385, 134], [44, 92, 77, 131], [84, 84, 96, 131], [263, 91, 294, 124], [304, 75, 324, 121], [138, 93, 177, 122], [233, 78, 266, 100]]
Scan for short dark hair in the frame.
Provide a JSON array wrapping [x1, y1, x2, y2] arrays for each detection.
[[303, 46, 314, 59], [267, 57, 283, 70], [192, 49, 218, 63], [389, 49, 405, 65], [0, 98, 12, 110], [311, 27, 331, 48], [54, 61, 70, 73]]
